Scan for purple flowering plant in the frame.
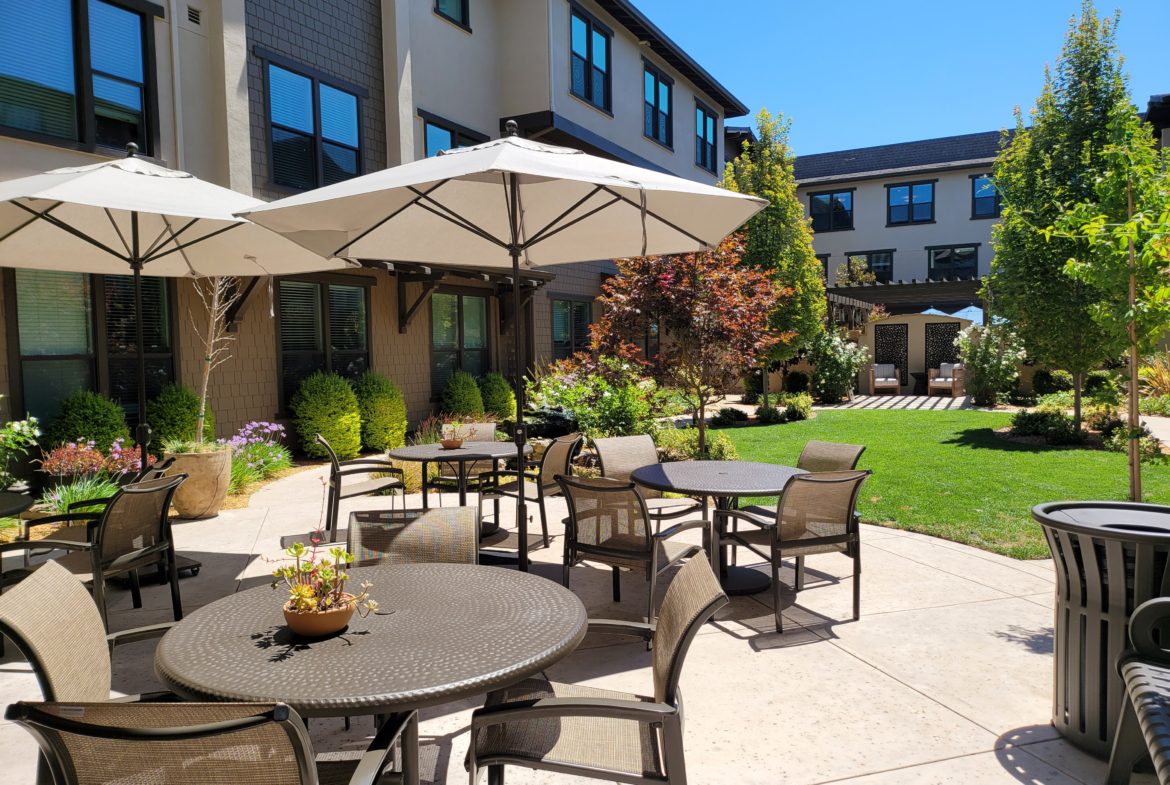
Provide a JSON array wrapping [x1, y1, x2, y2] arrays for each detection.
[[219, 421, 293, 493]]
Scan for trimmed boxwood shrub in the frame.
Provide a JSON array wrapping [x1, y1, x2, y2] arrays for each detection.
[[1032, 369, 1074, 396], [756, 405, 786, 424], [479, 372, 516, 421], [710, 407, 749, 428], [784, 370, 810, 393], [780, 392, 813, 422], [291, 371, 362, 459], [352, 371, 407, 452], [741, 371, 762, 405], [45, 390, 130, 451], [442, 370, 484, 417], [1009, 405, 1085, 445], [145, 384, 214, 453]]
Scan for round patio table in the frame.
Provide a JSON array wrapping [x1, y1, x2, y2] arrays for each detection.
[[0, 491, 32, 519], [387, 441, 532, 508], [155, 562, 587, 785], [631, 461, 804, 596], [1033, 501, 1170, 758]]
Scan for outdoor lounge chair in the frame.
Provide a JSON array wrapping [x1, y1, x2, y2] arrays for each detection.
[[469, 556, 729, 785], [928, 363, 966, 397], [869, 363, 900, 395], [347, 507, 480, 565], [5, 700, 410, 785], [317, 433, 405, 542], [1107, 596, 1170, 784], [593, 434, 703, 525], [718, 470, 870, 632], [478, 432, 584, 547], [558, 475, 706, 624]]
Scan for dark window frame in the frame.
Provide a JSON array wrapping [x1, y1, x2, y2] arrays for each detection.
[[846, 249, 896, 284], [642, 59, 673, 149], [885, 179, 936, 226], [550, 295, 594, 360], [274, 273, 374, 413], [418, 109, 488, 158], [259, 50, 365, 192], [568, 3, 612, 115], [808, 188, 855, 232], [694, 100, 718, 173], [433, 0, 470, 32], [430, 286, 492, 399], [2, 267, 177, 423], [926, 243, 980, 281], [815, 253, 830, 280], [0, 0, 163, 157], [970, 173, 1002, 219]]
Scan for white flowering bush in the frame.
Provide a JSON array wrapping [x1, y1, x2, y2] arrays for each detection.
[[809, 330, 869, 404], [0, 408, 39, 490], [956, 324, 1025, 406]]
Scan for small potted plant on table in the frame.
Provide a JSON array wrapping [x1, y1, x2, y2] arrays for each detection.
[[272, 542, 377, 638]]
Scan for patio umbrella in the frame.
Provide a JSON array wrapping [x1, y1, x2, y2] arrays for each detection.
[[0, 144, 353, 456], [242, 120, 767, 570]]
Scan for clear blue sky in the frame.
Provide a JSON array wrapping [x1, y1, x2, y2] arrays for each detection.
[[633, 0, 1170, 156]]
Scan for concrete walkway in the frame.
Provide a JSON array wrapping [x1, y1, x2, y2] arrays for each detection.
[[818, 394, 975, 410], [0, 465, 1145, 784]]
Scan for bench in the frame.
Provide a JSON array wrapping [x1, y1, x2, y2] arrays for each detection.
[[1108, 597, 1170, 784]]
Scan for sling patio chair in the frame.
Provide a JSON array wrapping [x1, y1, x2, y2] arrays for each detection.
[[718, 470, 871, 632], [558, 475, 706, 624], [347, 507, 480, 566], [478, 432, 584, 548], [593, 435, 703, 527], [425, 421, 500, 504], [469, 556, 729, 785], [317, 433, 405, 543]]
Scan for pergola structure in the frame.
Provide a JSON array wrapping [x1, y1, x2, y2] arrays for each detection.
[[827, 278, 986, 319]]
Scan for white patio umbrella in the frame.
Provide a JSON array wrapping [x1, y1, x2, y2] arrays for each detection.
[[242, 121, 766, 570], [0, 144, 354, 456]]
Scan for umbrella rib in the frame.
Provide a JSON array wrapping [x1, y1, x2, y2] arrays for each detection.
[[520, 195, 622, 252], [143, 216, 199, 259], [332, 180, 449, 258], [0, 201, 62, 245], [11, 201, 132, 263], [597, 185, 710, 249], [142, 222, 243, 265], [102, 208, 133, 256], [409, 187, 508, 249], [521, 184, 606, 248]]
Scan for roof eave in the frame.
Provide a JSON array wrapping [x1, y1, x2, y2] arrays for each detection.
[[796, 158, 998, 188]]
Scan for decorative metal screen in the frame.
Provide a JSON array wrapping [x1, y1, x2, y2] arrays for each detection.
[[873, 323, 908, 384], [925, 322, 961, 371]]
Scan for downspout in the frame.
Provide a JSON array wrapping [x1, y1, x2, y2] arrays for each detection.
[[168, 0, 185, 168]]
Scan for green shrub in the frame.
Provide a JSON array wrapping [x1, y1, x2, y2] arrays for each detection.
[[145, 385, 214, 453], [808, 331, 868, 404], [45, 391, 130, 452], [528, 356, 657, 439], [741, 371, 762, 405], [755, 405, 786, 425], [478, 372, 517, 421], [1084, 404, 1123, 438], [1105, 425, 1168, 465], [784, 370, 810, 393], [352, 371, 407, 451], [1032, 369, 1074, 396], [1010, 405, 1084, 445], [38, 474, 121, 515], [441, 371, 484, 418], [1140, 395, 1170, 416], [709, 407, 748, 428], [1006, 388, 1038, 407], [228, 454, 263, 494], [655, 427, 738, 462], [779, 392, 813, 422], [1084, 371, 1120, 398], [654, 387, 692, 418], [290, 372, 362, 459], [957, 324, 1024, 406]]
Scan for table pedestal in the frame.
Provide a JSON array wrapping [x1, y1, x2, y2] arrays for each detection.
[[719, 565, 771, 596]]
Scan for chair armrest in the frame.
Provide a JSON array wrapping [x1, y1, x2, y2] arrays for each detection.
[[713, 508, 773, 530], [0, 538, 92, 554], [347, 710, 417, 785], [67, 496, 113, 513], [1128, 598, 1170, 659], [477, 468, 540, 486], [472, 697, 677, 726], [107, 622, 175, 649], [22, 511, 101, 529], [107, 691, 182, 703], [587, 618, 655, 641], [655, 520, 710, 541]]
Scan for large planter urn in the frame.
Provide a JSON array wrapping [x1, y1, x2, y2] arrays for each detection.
[[165, 446, 232, 519]]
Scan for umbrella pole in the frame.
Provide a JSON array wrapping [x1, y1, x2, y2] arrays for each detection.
[[130, 213, 151, 467], [508, 172, 529, 572]]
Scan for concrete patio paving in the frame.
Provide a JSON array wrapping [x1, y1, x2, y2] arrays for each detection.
[[0, 464, 1147, 784]]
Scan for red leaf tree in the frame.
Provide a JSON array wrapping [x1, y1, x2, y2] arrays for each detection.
[[594, 236, 788, 456]]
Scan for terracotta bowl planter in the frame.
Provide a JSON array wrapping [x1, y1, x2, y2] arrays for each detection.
[[283, 594, 356, 637], [165, 446, 232, 519]]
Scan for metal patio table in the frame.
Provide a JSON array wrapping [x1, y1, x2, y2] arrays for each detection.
[[155, 562, 587, 785], [1033, 501, 1170, 758], [631, 460, 804, 596], [387, 441, 532, 510]]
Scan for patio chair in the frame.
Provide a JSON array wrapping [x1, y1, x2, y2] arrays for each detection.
[[347, 507, 480, 565], [5, 700, 409, 785], [317, 434, 405, 543], [593, 434, 703, 526], [869, 363, 900, 395], [718, 470, 870, 632], [1107, 596, 1170, 785], [928, 363, 965, 397], [478, 432, 584, 547], [0, 474, 187, 629], [469, 556, 729, 785], [425, 422, 499, 504], [558, 475, 706, 623]]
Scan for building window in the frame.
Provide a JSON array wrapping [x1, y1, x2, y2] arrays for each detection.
[[887, 181, 934, 225], [637, 321, 660, 360], [695, 102, 717, 173], [809, 190, 853, 232], [267, 62, 361, 190], [0, 0, 156, 154], [971, 175, 1001, 219], [927, 245, 979, 280], [420, 112, 486, 158], [570, 7, 610, 112], [643, 62, 672, 148], [434, 0, 469, 29], [847, 251, 894, 284], [277, 279, 369, 407], [10, 268, 173, 423], [431, 291, 488, 395], [552, 298, 592, 360], [816, 254, 830, 280]]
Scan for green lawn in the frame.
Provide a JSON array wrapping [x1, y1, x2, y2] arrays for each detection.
[[723, 409, 1170, 560]]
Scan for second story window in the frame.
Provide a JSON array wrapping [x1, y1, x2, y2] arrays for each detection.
[[0, 0, 156, 154], [434, 0, 469, 30], [570, 7, 610, 112], [552, 298, 593, 360], [809, 190, 853, 232], [267, 63, 361, 190], [643, 62, 672, 148], [420, 112, 486, 158], [847, 251, 894, 284], [927, 245, 979, 280], [971, 175, 1001, 219], [887, 181, 934, 225], [695, 102, 717, 173]]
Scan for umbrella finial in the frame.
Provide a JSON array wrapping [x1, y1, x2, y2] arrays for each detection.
[[125, 142, 139, 158], [505, 119, 519, 137]]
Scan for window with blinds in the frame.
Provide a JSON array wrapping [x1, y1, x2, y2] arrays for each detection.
[[267, 62, 361, 190], [431, 291, 488, 395], [277, 279, 369, 406], [552, 299, 592, 360]]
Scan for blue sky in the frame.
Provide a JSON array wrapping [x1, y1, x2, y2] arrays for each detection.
[[633, 0, 1170, 156]]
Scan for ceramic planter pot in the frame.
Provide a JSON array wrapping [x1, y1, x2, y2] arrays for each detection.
[[165, 446, 232, 519], [283, 594, 356, 637]]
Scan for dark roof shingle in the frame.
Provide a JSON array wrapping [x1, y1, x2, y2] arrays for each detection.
[[794, 130, 1007, 183]]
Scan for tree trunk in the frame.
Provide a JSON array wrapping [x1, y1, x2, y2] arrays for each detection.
[[1072, 372, 1083, 430], [697, 398, 707, 458], [1127, 183, 1141, 502], [761, 362, 769, 410], [195, 278, 221, 445]]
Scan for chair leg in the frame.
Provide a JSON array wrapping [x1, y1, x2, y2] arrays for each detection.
[[647, 567, 657, 626], [537, 495, 550, 548], [852, 545, 861, 622], [612, 566, 621, 602], [128, 569, 143, 609], [487, 764, 504, 785], [1107, 698, 1147, 785], [91, 578, 110, 632], [795, 556, 805, 592], [167, 551, 184, 621], [772, 543, 783, 633]]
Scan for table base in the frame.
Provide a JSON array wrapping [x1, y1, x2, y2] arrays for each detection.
[[719, 564, 771, 596]]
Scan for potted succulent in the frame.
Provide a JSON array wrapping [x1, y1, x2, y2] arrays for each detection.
[[161, 438, 232, 519], [272, 542, 377, 638]]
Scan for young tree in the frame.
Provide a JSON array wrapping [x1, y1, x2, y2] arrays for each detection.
[[988, 1, 1129, 426], [594, 237, 784, 456], [189, 276, 241, 443], [1053, 103, 1170, 500]]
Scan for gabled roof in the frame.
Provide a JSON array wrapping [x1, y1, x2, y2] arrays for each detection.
[[794, 130, 1008, 185], [591, 0, 748, 117]]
